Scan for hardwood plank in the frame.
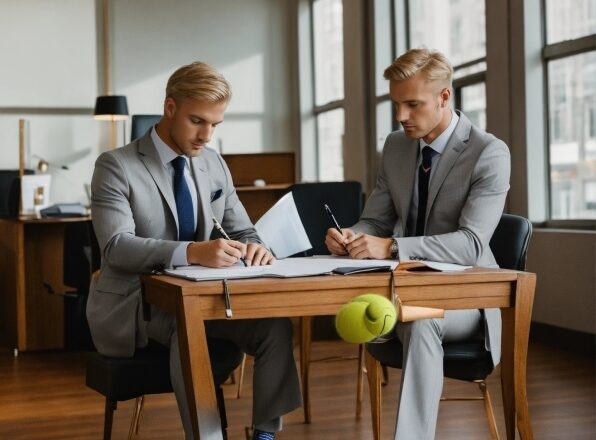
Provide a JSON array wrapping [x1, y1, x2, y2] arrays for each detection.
[[0, 340, 593, 439]]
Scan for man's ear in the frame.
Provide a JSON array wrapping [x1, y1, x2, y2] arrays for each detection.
[[164, 97, 177, 118], [439, 87, 451, 108]]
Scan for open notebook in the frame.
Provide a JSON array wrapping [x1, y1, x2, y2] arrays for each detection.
[[164, 256, 470, 282]]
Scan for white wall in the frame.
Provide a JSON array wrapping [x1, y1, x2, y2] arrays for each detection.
[[111, 0, 297, 154], [0, 0, 297, 205], [0, 0, 99, 204], [527, 229, 596, 334]]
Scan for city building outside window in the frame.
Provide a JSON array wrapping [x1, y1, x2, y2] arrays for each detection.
[[312, 0, 345, 181], [372, 0, 487, 154], [544, 0, 596, 219]]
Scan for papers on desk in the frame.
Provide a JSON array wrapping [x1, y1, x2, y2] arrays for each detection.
[[166, 256, 399, 282], [254, 192, 312, 259]]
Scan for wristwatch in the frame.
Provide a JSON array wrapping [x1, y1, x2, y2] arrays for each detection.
[[389, 238, 400, 260]]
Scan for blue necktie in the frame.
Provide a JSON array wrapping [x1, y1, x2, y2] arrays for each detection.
[[415, 146, 434, 236], [171, 156, 195, 241]]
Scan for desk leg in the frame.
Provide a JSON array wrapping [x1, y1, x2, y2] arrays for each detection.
[[177, 295, 223, 439], [300, 316, 312, 423], [501, 273, 536, 440]]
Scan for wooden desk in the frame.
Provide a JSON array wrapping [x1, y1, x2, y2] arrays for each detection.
[[141, 268, 536, 440], [0, 216, 91, 351]]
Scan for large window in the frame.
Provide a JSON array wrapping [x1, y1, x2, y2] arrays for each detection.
[[372, 0, 487, 154], [312, 0, 344, 180], [544, 0, 596, 219]]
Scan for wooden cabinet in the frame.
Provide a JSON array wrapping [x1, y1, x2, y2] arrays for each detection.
[[0, 217, 91, 351], [222, 152, 296, 222]]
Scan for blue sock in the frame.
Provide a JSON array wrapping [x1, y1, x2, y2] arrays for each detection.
[[252, 429, 275, 440]]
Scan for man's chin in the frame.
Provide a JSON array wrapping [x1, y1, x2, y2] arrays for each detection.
[[188, 145, 204, 156]]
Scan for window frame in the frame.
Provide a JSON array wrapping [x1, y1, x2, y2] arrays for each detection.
[[370, 0, 489, 142], [310, 0, 346, 181], [541, 0, 596, 224]]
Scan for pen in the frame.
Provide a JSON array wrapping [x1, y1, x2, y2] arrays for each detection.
[[324, 204, 348, 251], [222, 279, 232, 318], [324, 204, 342, 234], [212, 217, 248, 267]]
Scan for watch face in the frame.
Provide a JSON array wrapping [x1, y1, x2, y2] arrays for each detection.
[[390, 240, 398, 259]]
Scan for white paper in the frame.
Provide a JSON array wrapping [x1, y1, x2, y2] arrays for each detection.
[[254, 192, 312, 259], [20, 174, 51, 214], [166, 256, 399, 281]]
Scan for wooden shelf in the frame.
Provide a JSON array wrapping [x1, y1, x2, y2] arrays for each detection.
[[235, 183, 292, 192]]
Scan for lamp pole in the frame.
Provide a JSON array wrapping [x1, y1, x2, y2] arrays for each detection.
[[101, 0, 118, 149]]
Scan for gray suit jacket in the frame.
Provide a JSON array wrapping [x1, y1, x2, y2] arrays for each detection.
[[87, 132, 261, 357], [352, 111, 510, 365]]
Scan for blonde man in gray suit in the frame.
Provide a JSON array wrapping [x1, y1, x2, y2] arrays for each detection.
[[326, 48, 510, 439], [87, 62, 301, 440]]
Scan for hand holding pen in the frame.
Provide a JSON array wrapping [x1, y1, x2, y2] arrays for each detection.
[[323, 204, 355, 256], [212, 217, 248, 266]]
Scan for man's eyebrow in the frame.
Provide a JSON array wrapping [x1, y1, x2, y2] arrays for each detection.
[[189, 114, 224, 124], [392, 99, 420, 104]]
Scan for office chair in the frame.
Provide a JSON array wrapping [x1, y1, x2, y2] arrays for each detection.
[[130, 114, 161, 142], [86, 338, 243, 440], [85, 225, 243, 439], [362, 213, 533, 440], [233, 182, 364, 423], [291, 181, 364, 422], [62, 221, 96, 350]]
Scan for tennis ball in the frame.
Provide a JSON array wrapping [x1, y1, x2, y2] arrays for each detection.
[[335, 294, 397, 344]]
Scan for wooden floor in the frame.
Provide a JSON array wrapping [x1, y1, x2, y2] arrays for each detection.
[[0, 340, 593, 439]]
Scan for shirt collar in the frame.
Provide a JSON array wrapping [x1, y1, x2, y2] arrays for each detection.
[[419, 109, 459, 155], [151, 126, 189, 167]]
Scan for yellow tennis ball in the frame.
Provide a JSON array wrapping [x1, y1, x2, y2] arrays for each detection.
[[335, 294, 397, 344]]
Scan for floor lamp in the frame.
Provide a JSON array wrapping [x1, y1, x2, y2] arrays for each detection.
[[94, 95, 129, 149]]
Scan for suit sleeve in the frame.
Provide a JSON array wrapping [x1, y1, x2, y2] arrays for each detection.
[[215, 153, 263, 245], [91, 152, 180, 273], [397, 139, 511, 265]]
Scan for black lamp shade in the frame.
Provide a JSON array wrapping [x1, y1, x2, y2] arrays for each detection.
[[94, 95, 129, 121]]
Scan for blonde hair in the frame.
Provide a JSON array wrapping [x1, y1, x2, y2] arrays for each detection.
[[384, 48, 453, 87], [166, 61, 231, 103]]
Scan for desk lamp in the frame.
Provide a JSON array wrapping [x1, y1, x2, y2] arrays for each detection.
[[93, 95, 129, 149]]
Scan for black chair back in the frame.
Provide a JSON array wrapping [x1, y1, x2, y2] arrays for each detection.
[[367, 212, 533, 379], [131, 114, 161, 142], [489, 213, 532, 271], [290, 181, 363, 256]]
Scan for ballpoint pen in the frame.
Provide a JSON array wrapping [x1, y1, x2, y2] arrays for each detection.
[[212, 217, 248, 267], [324, 204, 349, 251], [324, 204, 342, 234]]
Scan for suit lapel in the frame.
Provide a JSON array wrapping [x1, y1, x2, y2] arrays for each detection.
[[397, 137, 419, 235], [426, 112, 471, 217], [190, 155, 212, 241], [137, 134, 179, 229]]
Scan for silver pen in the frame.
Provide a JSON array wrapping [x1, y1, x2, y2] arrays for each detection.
[[212, 217, 247, 267]]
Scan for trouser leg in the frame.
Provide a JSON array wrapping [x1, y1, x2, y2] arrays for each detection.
[[146, 308, 301, 439], [205, 318, 302, 430], [393, 309, 482, 440]]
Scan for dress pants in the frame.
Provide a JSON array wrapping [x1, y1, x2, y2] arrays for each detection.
[[393, 309, 483, 439], [147, 306, 302, 439]]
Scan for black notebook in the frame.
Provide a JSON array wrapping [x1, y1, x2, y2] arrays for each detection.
[[332, 265, 393, 275]]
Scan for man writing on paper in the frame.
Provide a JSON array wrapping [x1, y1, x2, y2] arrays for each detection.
[[87, 62, 301, 440], [325, 48, 510, 439]]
